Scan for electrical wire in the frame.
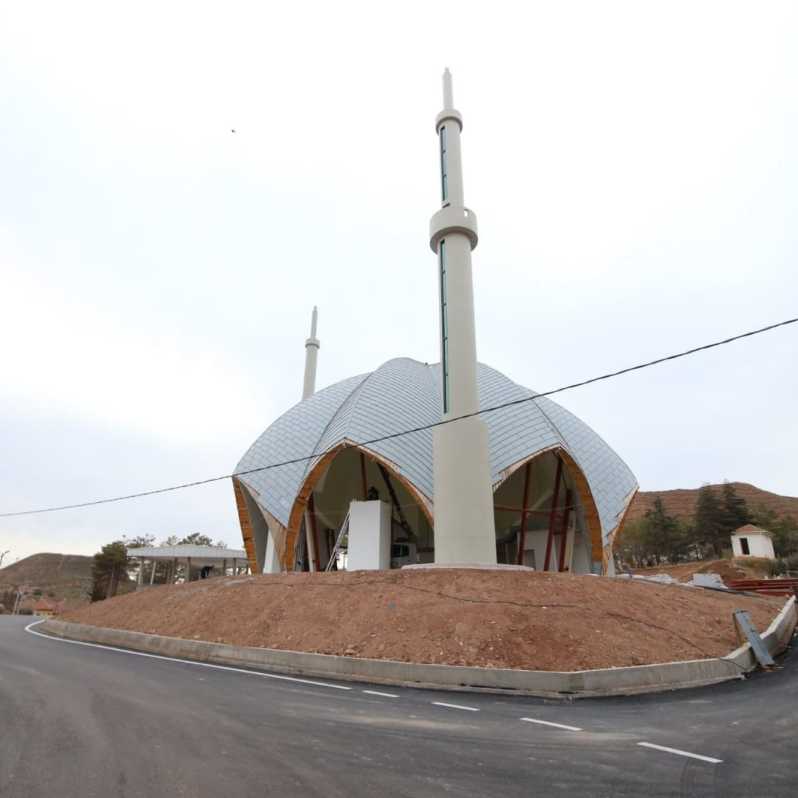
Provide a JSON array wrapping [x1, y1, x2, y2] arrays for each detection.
[[1, 315, 795, 519]]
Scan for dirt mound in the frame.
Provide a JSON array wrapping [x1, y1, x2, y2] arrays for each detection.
[[62, 569, 786, 671]]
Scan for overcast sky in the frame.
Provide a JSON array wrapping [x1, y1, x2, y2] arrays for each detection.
[[1, 1, 795, 565]]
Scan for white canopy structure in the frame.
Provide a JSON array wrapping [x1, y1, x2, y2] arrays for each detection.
[[127, 544, 249, 587]]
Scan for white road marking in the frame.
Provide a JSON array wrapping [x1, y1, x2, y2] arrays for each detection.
[[520, 717, 582, 732], [362, 690, 399, 698], [637, 742, 723, 764], [432, 701, 479, 712], [24, 621, 352, 691]]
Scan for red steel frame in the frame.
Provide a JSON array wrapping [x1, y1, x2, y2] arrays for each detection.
[[360, 452, 368, 500], [515, 462, 532, 565], [557, 489, 573, 572], [308, 494, 321, 572], [543, 457, 563, 571]]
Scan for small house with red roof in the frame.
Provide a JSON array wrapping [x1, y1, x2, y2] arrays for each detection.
[[33, 598, 63, 619]]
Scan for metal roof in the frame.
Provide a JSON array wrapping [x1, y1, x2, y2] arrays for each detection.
[[127, 545, 247, 561], [235, 358, 638, 544]]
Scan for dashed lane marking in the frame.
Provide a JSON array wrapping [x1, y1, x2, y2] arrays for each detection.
[[24, 621, 353, 691], [432, 701, 480, 712], [362, 690, 399, 698], [637, 742, 723, 764], [520, 717, 582, 732]]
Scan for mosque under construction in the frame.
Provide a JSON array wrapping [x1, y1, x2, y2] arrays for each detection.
[[232, 72, 638, 577]]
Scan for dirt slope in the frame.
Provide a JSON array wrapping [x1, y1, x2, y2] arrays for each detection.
[[63, 569, 785, 672], [628, 482, 798, 524]]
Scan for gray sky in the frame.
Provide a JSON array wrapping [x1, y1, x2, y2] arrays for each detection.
[[1, 0, 795, 564]]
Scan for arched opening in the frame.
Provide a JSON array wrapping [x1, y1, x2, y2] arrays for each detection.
[[492, 449, 602, 574], [284, 445, 435, 571]]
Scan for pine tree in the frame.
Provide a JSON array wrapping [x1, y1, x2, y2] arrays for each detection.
[[644, 497, 684, 562], [720, 482, 751, 534], [90, 541, 129, 601], [694, 485, 726, 556], [179, 532, 214, 546]]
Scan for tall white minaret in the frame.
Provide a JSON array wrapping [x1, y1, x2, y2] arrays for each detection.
[[429, 70, 497, 565], [302, 306, 320, 400]]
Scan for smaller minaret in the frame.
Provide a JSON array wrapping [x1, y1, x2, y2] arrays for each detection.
[[302, 306, 320, 400]]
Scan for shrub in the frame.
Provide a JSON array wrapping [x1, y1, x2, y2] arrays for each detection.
[[769, 559, 787, 577]]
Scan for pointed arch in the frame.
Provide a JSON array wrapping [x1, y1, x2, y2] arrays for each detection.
[[493, 445, 605, 570], [282, 442, 434, 570]]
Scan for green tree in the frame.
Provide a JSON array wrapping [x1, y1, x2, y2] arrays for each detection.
[[617, 518, 650, 567], [90, 541, 130, 601], [772, 514, 798, 558], [694, 485, 726, 556], [751, 504, 779, 531], [124, 534, 156, 549], [178, 532, 227, 548], [720, 482, 751, 535], [179, 532, 214, 546], [644, 497, 686, 563]]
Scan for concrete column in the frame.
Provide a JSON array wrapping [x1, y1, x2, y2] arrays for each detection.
[[149, 559, 156, 585], [137, 559, 144, 588], [186, 558, 192, 582], [263, 529, 281, 574]]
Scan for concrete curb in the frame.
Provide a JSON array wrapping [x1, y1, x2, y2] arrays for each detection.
[[40, 597, 796, 699]]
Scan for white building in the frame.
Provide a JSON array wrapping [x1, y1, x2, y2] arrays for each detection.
[[232, 72, 639, 576], [730, 524, 776, 559]]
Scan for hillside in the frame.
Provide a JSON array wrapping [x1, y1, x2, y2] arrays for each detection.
[[0, 553, 94, 602], [627, 482, 798, 525]]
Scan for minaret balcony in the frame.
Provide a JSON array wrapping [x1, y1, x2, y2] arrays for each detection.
[[429, 205, 478, 252]]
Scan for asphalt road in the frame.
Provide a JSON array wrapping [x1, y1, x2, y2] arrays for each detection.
[[1, 616, 796, 797]]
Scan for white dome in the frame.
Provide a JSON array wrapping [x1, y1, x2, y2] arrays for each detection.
[[235, 358, 637, 547]]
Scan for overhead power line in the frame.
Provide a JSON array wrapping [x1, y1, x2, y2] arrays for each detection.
[[1, 316, 795, 519]]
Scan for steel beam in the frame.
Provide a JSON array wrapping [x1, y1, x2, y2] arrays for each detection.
[[515, 462, 532, 565], [543, 457, 563, 572], [557, 489, 573, 572]]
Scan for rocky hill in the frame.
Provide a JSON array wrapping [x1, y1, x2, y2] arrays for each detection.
[[0, 553, 94, 602], [628, 482, 798, 524]]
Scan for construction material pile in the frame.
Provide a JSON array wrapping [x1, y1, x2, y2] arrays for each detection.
[[63, 569, 784, 671], [632, 557, 772, 584]]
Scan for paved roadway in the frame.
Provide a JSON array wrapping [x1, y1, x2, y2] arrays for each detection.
[[1, 616, 795, 797]]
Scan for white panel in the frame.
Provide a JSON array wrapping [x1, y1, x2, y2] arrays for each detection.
[[347, 500, 391, 571]]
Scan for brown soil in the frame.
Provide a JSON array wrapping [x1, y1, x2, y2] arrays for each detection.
[[633, 558, 773, 584], [627, 482, 798, 524], [62, 569, 786, 672]]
